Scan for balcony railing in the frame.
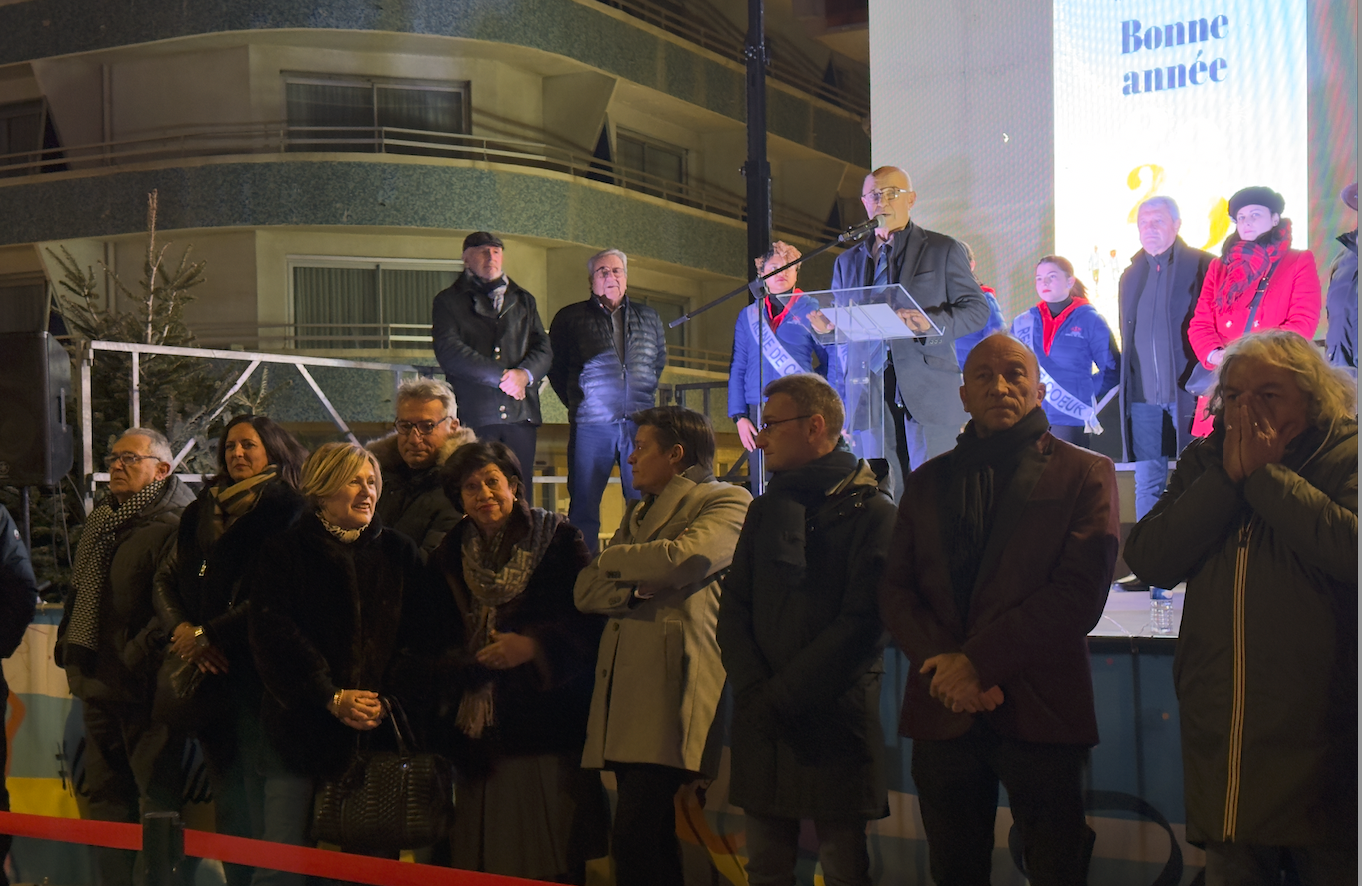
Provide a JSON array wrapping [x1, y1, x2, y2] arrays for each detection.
[[182, 322, 733, 372], [594, 0, 870, 118], [0, 124, 843, 243]]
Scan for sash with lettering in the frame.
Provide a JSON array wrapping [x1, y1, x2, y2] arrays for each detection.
[[744, 300, 806, 380], [1012, 310, 1106, 434]]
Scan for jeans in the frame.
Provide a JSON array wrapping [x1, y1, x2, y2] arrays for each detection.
[[743, 813, 871, 886], [1128, 401, 1174, 520], [1203, 841, 1358, 886], [566, 421, 638, 552], [911, 720, 1093, 886], [1047, 424, 1088, 447]]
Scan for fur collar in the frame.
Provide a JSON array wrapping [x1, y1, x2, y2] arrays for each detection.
[[367, 425, 477, 473]]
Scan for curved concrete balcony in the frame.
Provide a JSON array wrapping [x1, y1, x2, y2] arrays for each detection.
[[0, 125, 846, 276], [0, 0, 870, 166]]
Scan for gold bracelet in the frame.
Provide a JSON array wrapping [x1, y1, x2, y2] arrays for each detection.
[[332, 689, 343, 711]]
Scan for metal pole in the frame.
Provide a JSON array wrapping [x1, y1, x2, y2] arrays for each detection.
[[80, 342, 94, 514], [19, 487, 30, 552], [743, 0, 771, 280], [141, 811, 184, 886], [130, 349, 140, 428]]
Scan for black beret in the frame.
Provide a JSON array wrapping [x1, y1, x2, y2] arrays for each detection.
[[1227, 186, 1285, 219]]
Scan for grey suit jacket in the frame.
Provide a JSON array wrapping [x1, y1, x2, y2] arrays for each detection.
[[831, 222, 989, 425]]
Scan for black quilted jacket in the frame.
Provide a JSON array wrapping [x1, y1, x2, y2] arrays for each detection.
[[547, 296, 667, 424]]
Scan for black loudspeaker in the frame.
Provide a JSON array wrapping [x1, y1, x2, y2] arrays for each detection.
[[0, 332, 74, 486]]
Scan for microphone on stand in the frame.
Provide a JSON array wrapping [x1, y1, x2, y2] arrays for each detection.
[[838, 214, 889, 243]]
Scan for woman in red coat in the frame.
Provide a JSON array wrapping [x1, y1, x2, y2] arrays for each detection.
[[1188, 186, 1321, 435]]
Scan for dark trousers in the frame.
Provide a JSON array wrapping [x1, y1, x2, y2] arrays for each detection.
[[1127, 401, 1174, 520], [743, 813, 871, 886], [911, 721, 1092, 886], [471, 422, 538, 484], [609, 763, 689, 886], [82, 700, 187, 886], [1203, 841, 1358, 886], [567, 421, 639, 552], [1048, 424, 1088, 447]]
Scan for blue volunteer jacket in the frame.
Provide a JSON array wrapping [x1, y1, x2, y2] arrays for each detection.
[[727, 294, 829, 418], [1011, 301, 1120, 427]]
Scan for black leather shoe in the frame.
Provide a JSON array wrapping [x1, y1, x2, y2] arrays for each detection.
[[1114, 574, 1149, 592]]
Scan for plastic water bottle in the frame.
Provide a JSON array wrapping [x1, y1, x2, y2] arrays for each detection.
[[1150, 587, 1174, 634]]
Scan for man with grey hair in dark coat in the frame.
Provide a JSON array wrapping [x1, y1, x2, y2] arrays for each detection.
[[55, 428, 195, 886], [1118, 196, 1214, 524], [718, 372, 896, 886], [368, 377, 476, 556]]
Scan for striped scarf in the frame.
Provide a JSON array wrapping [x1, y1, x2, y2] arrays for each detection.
[[64, 479, 168, 674], [209, 465, 279, 535]]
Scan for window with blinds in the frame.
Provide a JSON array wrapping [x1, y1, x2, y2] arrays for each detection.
[[284, 74, 471, 155], [290, 258, 460, 349]]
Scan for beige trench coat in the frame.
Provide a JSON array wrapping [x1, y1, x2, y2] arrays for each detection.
[[574, 467, 751, 776]]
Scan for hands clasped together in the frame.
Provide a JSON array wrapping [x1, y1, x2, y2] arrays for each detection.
[[921, 652, 1005, 714]]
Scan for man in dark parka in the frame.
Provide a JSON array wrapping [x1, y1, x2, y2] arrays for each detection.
[[718, 372, 896, 886]]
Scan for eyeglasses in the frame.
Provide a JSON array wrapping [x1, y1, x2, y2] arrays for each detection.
[[105, 453, 161, 468], [758, 415, 811, 433], [592, 266, 627, 279], [394, 417, 451, 437], [862, 187, 907, 204]]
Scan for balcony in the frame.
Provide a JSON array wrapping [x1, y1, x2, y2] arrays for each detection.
[[595, 0, 870, 117], [0, 124, 842, 244]]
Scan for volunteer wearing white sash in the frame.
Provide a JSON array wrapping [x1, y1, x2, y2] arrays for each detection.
[[729, 241, 832, 451], [1010, 255, 1120, 446]]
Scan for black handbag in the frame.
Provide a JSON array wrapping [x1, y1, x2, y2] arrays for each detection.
[[311, 697, 454, 851], [1184, 261, 1277, 397]]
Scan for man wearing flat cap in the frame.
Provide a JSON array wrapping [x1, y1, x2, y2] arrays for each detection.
[[433, 231, 552, 476]]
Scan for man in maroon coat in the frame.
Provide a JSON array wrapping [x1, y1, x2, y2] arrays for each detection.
[[878, 333, 1120, 885]]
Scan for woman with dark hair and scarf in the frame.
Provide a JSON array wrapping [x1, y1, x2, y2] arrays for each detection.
[[1188, 186, 1322, 435], [429, 441, 607, 884], [151, 413, 308, 886]]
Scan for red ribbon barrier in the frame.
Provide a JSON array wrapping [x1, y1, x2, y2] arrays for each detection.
[[0, 811, 550, 885]]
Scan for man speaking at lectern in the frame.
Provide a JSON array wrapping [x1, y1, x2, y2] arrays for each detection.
[[831, 167, 990, 496]]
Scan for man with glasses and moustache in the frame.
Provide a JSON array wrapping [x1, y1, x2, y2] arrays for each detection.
[[368, 377, 477, 555], [56, 428, 196, 886], [433, 231, 552, 478]]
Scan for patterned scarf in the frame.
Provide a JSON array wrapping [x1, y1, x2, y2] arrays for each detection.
[[64, 479, 168, 674], [209, 464, 279, 535], [1216, 219, 1292, 311], [317, 511, 365, 544], [454, 506, 563, 738]]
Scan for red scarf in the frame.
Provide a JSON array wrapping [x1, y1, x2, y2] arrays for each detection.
[[764, 288, 803, 331], [1038, 296, 1088, 355], [1217, 219, 1291, 310]]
